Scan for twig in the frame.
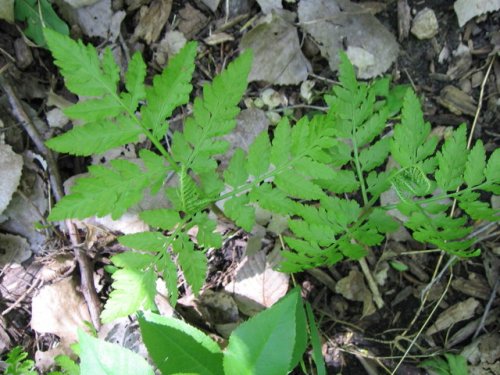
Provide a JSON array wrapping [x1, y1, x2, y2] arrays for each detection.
[[391, 271, 453, 374], [359, 257, 384, 309], [1, 277, 42, 316], [473, 278, 499, 339], [0, 76, 101, 330]]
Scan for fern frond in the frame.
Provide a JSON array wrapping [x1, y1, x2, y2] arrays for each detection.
[[173, 234, 207, 294], [101, 268, 156, 323], [46, 119, 141, 156], [435, 124, 468, 191], [173, 50, 252, 173], [140, 42, 197, 140], [391, 90, 437, 168], [391, 165, 432, 200]]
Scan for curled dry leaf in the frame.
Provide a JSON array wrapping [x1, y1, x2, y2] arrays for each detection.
[[225, 245, 289, 316], [240, 10, 311, 85], [335, 269, 376, 317]]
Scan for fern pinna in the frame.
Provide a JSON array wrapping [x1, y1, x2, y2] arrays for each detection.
[[44, 29, 499, 323]]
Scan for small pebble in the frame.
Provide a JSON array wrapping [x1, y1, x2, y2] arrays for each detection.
[[411, 7, 439, 40]]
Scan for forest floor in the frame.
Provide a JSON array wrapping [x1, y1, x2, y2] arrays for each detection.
[[0, 0, 499, 374]]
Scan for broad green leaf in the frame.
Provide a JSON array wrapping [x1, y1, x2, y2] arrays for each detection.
[[17, 2, 69, 47], [223, 288, 306, 375], [138, 312, 223, 375], [247, 131, 271, 177], [118, 232, 169, 252], [305, 302, 326, 375], [46, 119, 141, 156], [139, 209, 181, 230], [78, 330, 154, 375], [101, 268, 156, 323]]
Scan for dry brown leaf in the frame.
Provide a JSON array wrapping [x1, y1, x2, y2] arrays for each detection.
[[240, 11, 311, 85], [0, 233, 31, 266], [225, 246, 289, 316], [0, 144, 23, 215], [31, 277, 91, 343], [335, 269, 376, 317], [177, 4, 209, 39], [298, 0, 399, 78], [132, 0, 173, 44], [426, 297, 480, 335]]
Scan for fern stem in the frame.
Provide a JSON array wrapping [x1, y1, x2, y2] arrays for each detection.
[[351, 128, 369, 206]]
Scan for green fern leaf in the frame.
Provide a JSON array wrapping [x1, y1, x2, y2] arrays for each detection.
[[111, 252, 155, 270], [46, 119, 141, 156], [355, 108, 389, 147], [63, 96, 123, 121], [224, 195, 255, 232], [119, 232, 169, 252], [391, 165, 431, 199], [159, 255, 179, 307], [223, 149, 248, 188], [315, 170, 359, 194], [140, 42, 197, 139], [101, 268, 156, 323], [275, 171, 326, 200], [140, 209, 181, 230], [45, 29, 119, 96], [359, 137, 390, 172], [191, 213, 222, 249], [435, 125, 468, 191], [178, 50, 252, 173], [458, 192, 498, 221], [247, 132, 271, 177], [464, 140, 486, 187], [122, 52, 147, 110], [270, 118, 292, 167], [249, 183, 296, 215], [173, 235, 207, 294], [391, 90, 436, 168], [484, 149, 500, 191]]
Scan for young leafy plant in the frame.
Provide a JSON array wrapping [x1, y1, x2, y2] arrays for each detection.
[[44, 28, 499, 325], [419, 353, 469, 375], [1, 346, 37, 375], [36, 289, 310, 375]]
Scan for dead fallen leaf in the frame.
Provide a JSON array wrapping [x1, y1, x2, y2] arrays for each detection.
[[0, 0, 14, 22], [177, 4, 209, 40], [454, 0, 500, 27], [240, 11, 311, 85], [0, 144, 23, 215], [200, 0, 221, 12], [256, 0, 282, 14], [0, 233, 31, 266], [55, 0, 123, 40], [225, 245, 289, 316], [335, 269, 376, 317], [132, 0, 173, 44], [155, 31, 187, 66], [298, 0, 399, 78], [426, 297, 480, 335]]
